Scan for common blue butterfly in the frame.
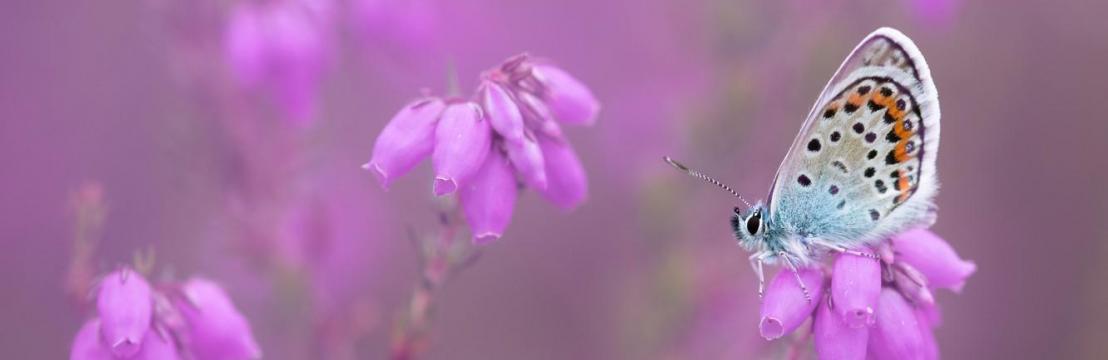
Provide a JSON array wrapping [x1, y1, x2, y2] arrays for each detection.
[[667, 27, 941, 301]]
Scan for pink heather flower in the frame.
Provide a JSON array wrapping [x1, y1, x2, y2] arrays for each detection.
[[891, 228, 977, 292], [760, 229, 975, 359], [831, 250, 882, 327], [365, 54, 599, 243], [459, 150, 517, 244], [535, 134, 587, 210], [529, 64, 600, 126], [96, 268, 153, 358], [175, 278, 262, 360], [365, 97, 446, 188], [71, 271, 259, 360], [431, 102, 492, 196], [759, 267, 824, 340], [70, 320, 113, 360], [225, 0, 330, 124]]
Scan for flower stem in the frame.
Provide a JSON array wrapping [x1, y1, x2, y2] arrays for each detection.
[[390, 203, 481, 360]]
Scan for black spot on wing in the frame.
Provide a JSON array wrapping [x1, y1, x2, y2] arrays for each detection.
[[807, 139, 822, 152]]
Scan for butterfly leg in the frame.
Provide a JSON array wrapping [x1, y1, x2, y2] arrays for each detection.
[[749, 253, 766, 298], [809, 238, 880, 261], [779, 252, 812, 303]]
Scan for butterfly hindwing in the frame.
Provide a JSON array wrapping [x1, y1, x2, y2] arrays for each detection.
[[768, 28, 941, 247]]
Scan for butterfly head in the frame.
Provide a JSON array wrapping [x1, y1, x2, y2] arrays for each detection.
[[731, 202, 769, 252]]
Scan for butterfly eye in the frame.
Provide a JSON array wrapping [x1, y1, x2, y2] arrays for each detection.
[[746, 211, 762, 235], [733, 207, 742, 215]]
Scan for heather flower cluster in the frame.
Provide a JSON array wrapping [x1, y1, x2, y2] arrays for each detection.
[[70, 267, 261, 360], [365, 54, 599, 243], [760, 229, 976, 359]]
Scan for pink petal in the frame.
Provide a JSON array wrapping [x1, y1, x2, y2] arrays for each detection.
[[831, 251, 882, 328], [867, 288, 927, 359], [759, 267, 824, 340], [813, 295, 868, 360], [480, 81, 525, 142], [893, 262, 936, 307], [431, 102, 492, 196], [915, 306, 940, 360], [459, 150, 517, 244], [535, 135, 586, 210], [225, 5, 266, 88], [531, 64, 599, 126], [70, 319, 113, 360], [366, 97, 444, 188], [891, 229, 976, 292], [133, 329, 180, 360], [504, 133, 547, 190], [176, 278, 262, 360], [97, 268, 153, 358]]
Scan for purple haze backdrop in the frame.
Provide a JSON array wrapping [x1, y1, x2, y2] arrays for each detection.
[[2, 0, 1107, 359]]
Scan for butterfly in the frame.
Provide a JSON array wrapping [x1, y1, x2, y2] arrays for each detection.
[[666, 27, 941, 301]]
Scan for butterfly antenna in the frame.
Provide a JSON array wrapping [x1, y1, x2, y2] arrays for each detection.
[[663, 156, 752, 208]]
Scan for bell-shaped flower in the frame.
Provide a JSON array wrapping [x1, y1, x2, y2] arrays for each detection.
[[813, 295, 868, 360], [97, 267, 153, 358], [70, 319, 113, 360], [504, 133, 547, 190], [459, 150, 518, 244], [759, 267, 824, 340], [432, 102, 491, 196], [867, 288, 930, 360], [831, 251, 882, 328], [531, 64, 600, 126], [175, 278, 262, 360], [536, 135, 587, 210], [365, 97, 445, 188], [480, 81, 525, 142], [891, 228, 976, 292]]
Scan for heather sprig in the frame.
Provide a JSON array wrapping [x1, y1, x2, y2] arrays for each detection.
[[366, 53, 599, 243], [70, 267, 261, 360], [760, 228, 975, 359]]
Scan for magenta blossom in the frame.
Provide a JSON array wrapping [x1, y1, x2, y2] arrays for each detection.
[[225, 0, 331, 124], [70, 267, 261, 360], [759, 228, 975, 359], [365, 54, 600, 243]]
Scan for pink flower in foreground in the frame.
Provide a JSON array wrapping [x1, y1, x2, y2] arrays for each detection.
[[365, 54, 600, 243], [70, 268, 260, 360], [759, 229, 975, 359]]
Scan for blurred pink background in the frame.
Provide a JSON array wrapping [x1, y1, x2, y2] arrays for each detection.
[[2, 0, 1107, 359]]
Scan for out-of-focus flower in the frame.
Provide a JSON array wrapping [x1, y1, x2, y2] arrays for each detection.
[[365, 54, 599, 243], [353, 0, 439, 52], [70, 268, 259, 360], [759, 229, 975, 359], [96, 268, 153, 358], [176, 278, 263, 360], [225, 0, 331, 124]]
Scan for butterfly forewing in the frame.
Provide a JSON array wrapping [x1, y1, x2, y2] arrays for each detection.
[[768, 28, 941, 247]]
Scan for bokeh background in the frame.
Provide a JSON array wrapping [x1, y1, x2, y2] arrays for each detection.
[[3, 0, 1107, 358]]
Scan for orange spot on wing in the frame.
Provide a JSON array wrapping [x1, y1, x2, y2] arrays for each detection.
[[897, 175, 911, 201]]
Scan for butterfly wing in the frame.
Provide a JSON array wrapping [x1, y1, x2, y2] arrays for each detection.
[[767, 27, 941, 247]]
